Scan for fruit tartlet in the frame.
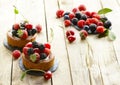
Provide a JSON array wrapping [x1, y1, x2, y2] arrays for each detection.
[[7, 21, 38, 48], [22, 41, 55, 71]]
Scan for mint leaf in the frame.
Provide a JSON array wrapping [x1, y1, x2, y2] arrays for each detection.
[[20, 71, 27, 81], [108, 31, 116, 41], [98, 29, 109, 38], [17, 29, 23, 37], [30, 54, 36, 62], [98, 8, 112, 14]]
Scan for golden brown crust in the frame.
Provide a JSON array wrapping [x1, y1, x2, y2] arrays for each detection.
[[7, 30, 37, 48], [22, 53, 55, 71]]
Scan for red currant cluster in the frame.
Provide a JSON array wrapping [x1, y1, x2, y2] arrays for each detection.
[[56, 4, 112, 41]]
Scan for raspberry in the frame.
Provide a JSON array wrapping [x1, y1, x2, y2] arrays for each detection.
[[91, 18, 99, 24], [66, 30, 75, 37], [35, 24, 42, 33], [91, 12, 97, 17], [96, 26, 105, 33], [64, 20, 71, 27], [25, 23, 33, 30], [13, 23, 20, 30], [25, 42, 33, 48], [44, 43, 51, 49], [23, 47, 29, 56], [92, 14, 100, 20], [68, 35, 76, 43], [33, 48, 40, 54], [44, 71, 52, 80], [12, 50, 21, 59], [80, 30, 88, 40], [97, 21, 103, 26], [20, 30, 28, 39], [69, 13, 75, 20], [44, 48, 51, 56], [56, 9, 64, 18], [84, 11, 91, 18], [72, 8, 78, 14], [78, 4, 86, 11], [77, 20, 85, 28]]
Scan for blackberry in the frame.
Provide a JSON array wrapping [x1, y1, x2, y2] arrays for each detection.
[[27, 30, 32, 36], [83, 25, 89, 31], [38, 43, 45, 51], [89, 24, 97, 33], [104, 20, 112, 29], [27, 48, 34, 55], [12, 30, 18, 37], [64, 15, 69, 20], [81, 14, 87, 21], [63, 12, 70, 16], [40, 53, 47, 60], [31, 29, 37, 35], [71, 18, 78, 25], [32, 41, 39, 48], [75, 12, 81, 20]]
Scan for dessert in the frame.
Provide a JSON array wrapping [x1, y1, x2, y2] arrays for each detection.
[[22, 41, 55, 71], [7, 21, 38, 48]]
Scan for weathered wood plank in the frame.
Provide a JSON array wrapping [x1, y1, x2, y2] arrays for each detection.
[[44, 0, 73, 85]]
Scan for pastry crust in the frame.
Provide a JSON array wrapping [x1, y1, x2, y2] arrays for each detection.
[[7, 30, 37, 48], [22, 53, 55, 71]]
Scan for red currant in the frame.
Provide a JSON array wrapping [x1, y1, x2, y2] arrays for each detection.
[[44, 71, 52, 80]]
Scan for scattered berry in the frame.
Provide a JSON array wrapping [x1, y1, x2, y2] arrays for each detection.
[[80, 30, 88, 40], [64, 15, 70, 20], [12, 50, 21, 59], [56, 9, 64, 18], [64, 20, 71, 27], [66, 30, 75, 37], [96, 26, 105, 33], [71, 18, 78, 25], [78, 4, 86, 11], [77, 20, 85, 28], [44, 71, 52, 80], [75, 12, 81, 20], [68, 35, 76, 43], [69, 13, 75, 20], [72, 8, 78, 13], [104, 20, 112, 29]]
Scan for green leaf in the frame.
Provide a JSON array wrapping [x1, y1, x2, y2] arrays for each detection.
[[17, 29, 23, 37], [20, 71, 27, 81], [98, 29, 109, 38], [30, 54, 36, 62], [98, 8, 112, 14], [108, 31, 116, 41]]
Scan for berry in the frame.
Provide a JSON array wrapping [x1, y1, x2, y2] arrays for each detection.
[[56, 9, 64, 18], [23, 47, 29, 56], [80, 30, 88, 40], [27, 48, 34, 56], [34, 53, 40, 62], [25, 23, 33, 30], [71, 18, 78, 25], [77, 20, 85, 28], [75, 12, 81, 20], [44, 48, 51, 56], [96, 26, 105, 33], [69, 13, 75, 20], [38, 43, 45, 51], [30, 53, 40, 62], [40, 53, 47, 60], [100, 16, 108, 23], [72, 8, 78, 13], [32, 41, 39, 48], [78, 4, 86, 11], [84, 11, 91, 18], [64, 15, 69, 20], [44, 71, 52, 80], [12, 50, 21, 59], [44, 43, 51, 49], [27, 30, 32, 36], [89, 24, 97, 33], [91, 12, 97, 17], [35, 24, 42, 33], [33, 48, 40, 54], [97, 21, 103, 26], [31, 29, 37, 35], [81, 14, 87, 21], [21, 30, 28, 39], [68, 35, 76, 43], [63, 12, 70, 16], [91, 18, 99, 24], [25, 42, 33, 48], [64, 20, 71, 27], [104, 20, 112, 29], [83, 25, 89, 31], [92, 14, 100, 20], [66, 30, 75, 37], [13, 23, 20, 30], [12, 30, 18, 37]]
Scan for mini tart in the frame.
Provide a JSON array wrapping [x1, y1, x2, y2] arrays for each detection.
[[22, 53, 55, 71], [7, 30, 37, 48]]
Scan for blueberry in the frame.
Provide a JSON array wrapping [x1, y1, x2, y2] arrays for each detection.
[[100, 16, 108, 23], [89, 24, 97, 33], [75, 12, 81, 20], [27, 48, 34, 56], [64, 15, 69, 20], [40, 53, 47, 60], [31, 29, 37, 35], [104, 20, 112, 29], [63, 12, 70, 16], [83, 25, 89, 31], [27, 30, 32, 36], [32, 41, 39, 48], [81, 14, 87, 21], [71, 18, 78, 25], [38, 43, 45, 51]]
